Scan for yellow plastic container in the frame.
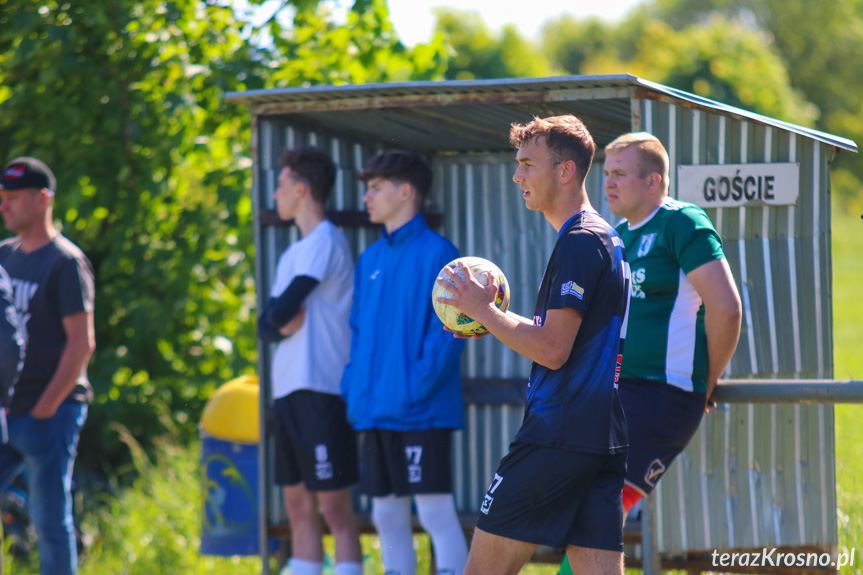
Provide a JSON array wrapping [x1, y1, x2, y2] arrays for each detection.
[[200, 375, 260, 443]]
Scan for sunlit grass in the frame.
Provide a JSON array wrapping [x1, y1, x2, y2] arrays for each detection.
[[833, 204, 863, 575]]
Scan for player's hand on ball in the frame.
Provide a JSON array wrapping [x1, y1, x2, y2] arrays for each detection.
[[432, 256, 510, 335], [443, 325, 491, 339], [436, 260, 498, 320]]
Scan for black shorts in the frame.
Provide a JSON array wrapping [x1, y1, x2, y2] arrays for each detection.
[[273, 390, 359, 491], [359, 428, 453, 497], [619, 378, 706, 495], [475, 442, 627, 552]]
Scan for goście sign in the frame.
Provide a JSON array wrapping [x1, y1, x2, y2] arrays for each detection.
[[677, 163, 799, 208]]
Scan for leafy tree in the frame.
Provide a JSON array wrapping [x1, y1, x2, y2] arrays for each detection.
[[540, 10, 815, 124], [432, 8, 556, 80], [0, 0, 446, 477], [540, 15, 621, 76], [269, 0, 447, 84], [0, 0, 267, 475], [650, 0, 863, 202]]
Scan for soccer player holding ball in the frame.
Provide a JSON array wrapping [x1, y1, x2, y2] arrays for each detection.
[[437, 116, 631, 575]]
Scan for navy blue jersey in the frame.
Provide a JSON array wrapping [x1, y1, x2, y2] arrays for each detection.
[[515, 211, 630, 454]]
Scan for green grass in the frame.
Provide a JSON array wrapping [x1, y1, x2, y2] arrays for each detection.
[[833, 201, 863, 575]]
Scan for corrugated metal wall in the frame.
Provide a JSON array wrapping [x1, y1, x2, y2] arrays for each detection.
[[255, 97, 838, 555], [255, 122, 615, 521], [640, 98, 836, 553]]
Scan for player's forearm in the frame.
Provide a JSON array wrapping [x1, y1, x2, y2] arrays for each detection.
[[472, 307, 568, 369], [34, 338, 94, 415], [704, 304, 742, 393]]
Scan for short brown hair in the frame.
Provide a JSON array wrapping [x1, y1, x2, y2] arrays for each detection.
[[604, 132, 669, 192], [279, 146, 336, 206], [509, 115, 596, 185], [358, 150, 433, 204]]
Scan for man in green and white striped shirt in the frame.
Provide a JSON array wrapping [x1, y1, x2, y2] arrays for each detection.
[[604, 131, 742, 512], [560, 131, 741, 575]]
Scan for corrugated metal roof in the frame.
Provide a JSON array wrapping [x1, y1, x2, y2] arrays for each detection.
[[226, 74, 857, 153]]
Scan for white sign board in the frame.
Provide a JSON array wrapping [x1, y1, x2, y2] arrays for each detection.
[[677, 163, 799, 208]]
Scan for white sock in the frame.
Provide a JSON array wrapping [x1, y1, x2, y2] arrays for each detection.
[[415, 494, 468, 575], [286, 558, 324, 575], [334, 561, 364, 575], [372, 495, 416, 575]]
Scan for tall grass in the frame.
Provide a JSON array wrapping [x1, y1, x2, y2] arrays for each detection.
[[833, 202, 863, 575]]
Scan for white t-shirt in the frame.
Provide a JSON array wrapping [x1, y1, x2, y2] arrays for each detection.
[[270, 220, 354, 399]]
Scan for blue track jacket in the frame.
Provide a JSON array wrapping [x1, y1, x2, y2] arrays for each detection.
[[341, 214, 465, 431]]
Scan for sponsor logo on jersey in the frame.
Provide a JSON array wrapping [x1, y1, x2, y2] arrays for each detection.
[[561, 280, 584, 299], [637, 233, 657, 258], [644, 458, 666, 487], [630, 268, 646, 299]]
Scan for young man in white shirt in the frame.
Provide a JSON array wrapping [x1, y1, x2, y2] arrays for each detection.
[[258, 147, 361, 575]]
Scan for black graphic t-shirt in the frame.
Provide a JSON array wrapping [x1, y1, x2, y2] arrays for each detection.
[[0, 235, 94, 416]]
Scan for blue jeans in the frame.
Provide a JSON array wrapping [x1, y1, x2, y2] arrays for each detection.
[[0, 402, 88, 575]]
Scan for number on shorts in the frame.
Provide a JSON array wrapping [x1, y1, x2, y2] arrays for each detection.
[[487, 473, 503, 494], [405, 445, 423, 465]]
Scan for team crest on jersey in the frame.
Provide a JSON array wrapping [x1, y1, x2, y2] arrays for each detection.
[[644, 458, 666, 487], [637, 233, 657, 258], [561, 281, 584, 300]]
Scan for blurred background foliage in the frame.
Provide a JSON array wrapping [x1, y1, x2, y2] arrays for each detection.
[[0, 0, 861, 482]]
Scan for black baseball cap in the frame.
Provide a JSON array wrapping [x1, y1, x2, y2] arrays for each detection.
[[0, 157, 56, 192]]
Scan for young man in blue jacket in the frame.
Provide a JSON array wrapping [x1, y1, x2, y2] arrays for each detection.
[[341, 150, 468, 575]]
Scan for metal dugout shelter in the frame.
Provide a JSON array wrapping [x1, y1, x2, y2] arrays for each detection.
[[226, 75, 858, 573]]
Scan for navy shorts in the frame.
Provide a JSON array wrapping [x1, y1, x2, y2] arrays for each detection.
[[619, 378, 706, 495], [359, 428, 453, 497], [273, 390, 359, 491], [475, 442, 627, 552]]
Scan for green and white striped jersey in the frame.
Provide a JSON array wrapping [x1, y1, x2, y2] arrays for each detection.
[[615, 198, 725, 393]]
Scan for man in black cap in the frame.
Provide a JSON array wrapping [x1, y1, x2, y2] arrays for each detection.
[[0, 157, 95, 575]]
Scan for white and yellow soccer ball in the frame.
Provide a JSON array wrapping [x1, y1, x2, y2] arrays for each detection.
[[431, 256, 511, 335]]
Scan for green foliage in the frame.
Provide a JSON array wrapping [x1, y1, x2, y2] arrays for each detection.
[[0, 0, 447, 478], [541, 10, 815, 124], [269, 0, 447, 85], [0, 0, 265, 474], [540, 15, 619, 76], [78, 431, 267, 575], [432, 8, 556, 80], [832, 204, 863, 381], [832, 203, 863, 574], [650, 0, 863, 205]]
